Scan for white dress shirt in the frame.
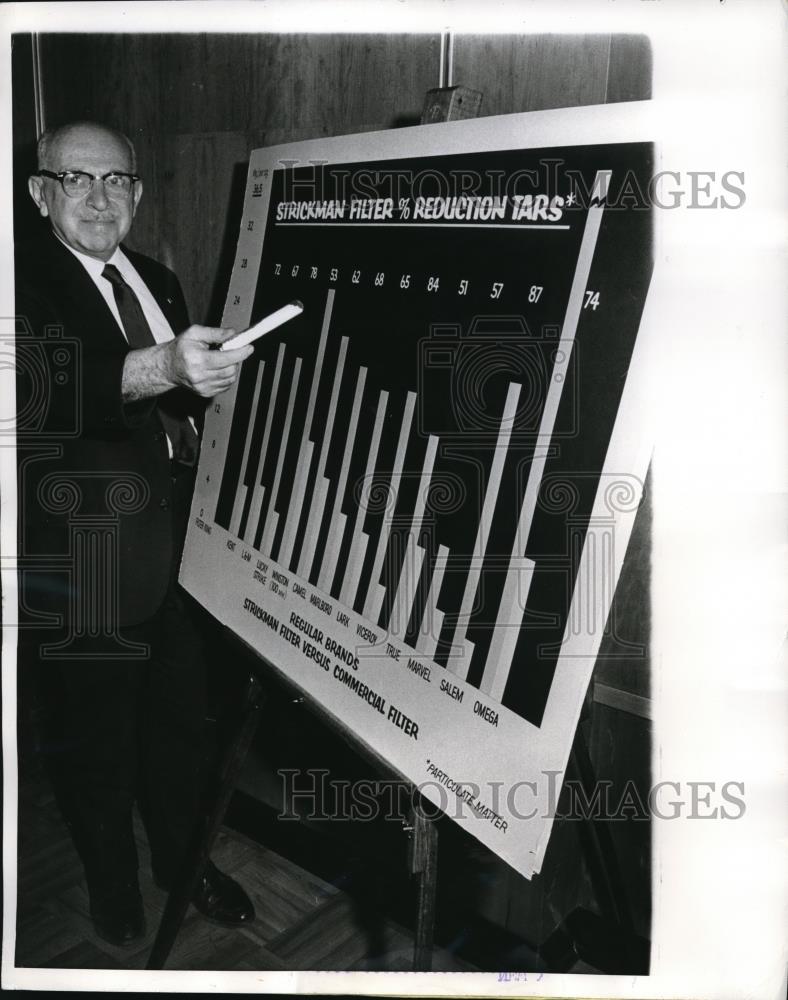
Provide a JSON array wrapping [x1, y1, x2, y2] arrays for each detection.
[[57, 236, 195, 453], [56, 236, 176, 345]]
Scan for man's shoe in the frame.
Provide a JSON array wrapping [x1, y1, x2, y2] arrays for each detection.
[[89, 879, 146, 946], [191, 860, 255, 927]]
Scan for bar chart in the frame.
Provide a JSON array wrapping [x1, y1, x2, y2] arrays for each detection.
[[209, 168, 615, 721], [180, 113, 655, 877]]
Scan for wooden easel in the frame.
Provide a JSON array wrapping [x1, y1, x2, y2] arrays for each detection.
[[146, 634, 441, 971], [145, 645, 637, 972]]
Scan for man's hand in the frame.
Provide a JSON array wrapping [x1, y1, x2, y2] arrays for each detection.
[[168, 326, 254, 397], [122, 326, 254, 402]]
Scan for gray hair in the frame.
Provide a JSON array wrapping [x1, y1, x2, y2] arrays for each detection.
[[37, 122, 137, 172]]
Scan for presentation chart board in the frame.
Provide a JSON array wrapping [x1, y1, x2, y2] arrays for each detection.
[[181, 104, 655, 878]]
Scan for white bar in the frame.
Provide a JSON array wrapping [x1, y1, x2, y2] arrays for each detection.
[[219, 300, 303, 351], [362, 391, 416, 620], [261, 357, 302, 556], [339, 531, 369, 608], [479, 557, 536, 700], [297, 475, 329, 578], [227, 361, 265, 538], [278, 441, 313, 569], [245, 486, 266, 547], [318, 367, 367, 592], [366, 583, 387, 626], [244, 344, 286, 545], [263, 511, 280, 556], [447, 637, 475, 675], [278, 291, 334, 567], [298, 337, 349, 578], [474, 170, 610, 699], [410, 436, 438, 537], [389, 543, 426, 640], [228, 484, 248, 538], [416, 544, 450, 660], [450, 382, 520, 678], [516, 170, 611, 547], [420, 609, 444, 662], [318, 511, 347, 593], [338, 390, 388, 606], [387, 435, 439, 636]]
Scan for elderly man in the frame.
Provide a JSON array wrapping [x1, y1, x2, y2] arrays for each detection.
[[16, 121, 255, 946]]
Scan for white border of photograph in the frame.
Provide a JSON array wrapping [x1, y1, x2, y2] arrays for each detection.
[[1, 2, 785, 998]]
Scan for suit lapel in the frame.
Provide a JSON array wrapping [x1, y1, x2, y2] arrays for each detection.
[[42, 233, 129, 349], [31, 232, 192, 382]]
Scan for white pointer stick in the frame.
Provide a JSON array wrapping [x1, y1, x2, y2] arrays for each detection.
[[218, 300, 304, 351]]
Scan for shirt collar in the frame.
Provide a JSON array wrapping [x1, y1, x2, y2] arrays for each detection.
[[53, 231, 126, 280]]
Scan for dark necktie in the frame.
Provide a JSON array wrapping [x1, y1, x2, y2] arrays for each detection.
[[103, 263, 199, 466]]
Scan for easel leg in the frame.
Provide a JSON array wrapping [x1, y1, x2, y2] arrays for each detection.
[[569, 731, 634, 933], [408, 800, 439, 971], [147, 672, 266, 970]]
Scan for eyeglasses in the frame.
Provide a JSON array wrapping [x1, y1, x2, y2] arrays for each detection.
[[38, 169, 140, 199]]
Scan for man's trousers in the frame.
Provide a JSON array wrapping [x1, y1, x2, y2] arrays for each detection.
[[24, 583, 209, 893]]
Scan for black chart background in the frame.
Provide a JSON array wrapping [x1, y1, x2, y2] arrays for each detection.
[[215, 141, 653, 729]]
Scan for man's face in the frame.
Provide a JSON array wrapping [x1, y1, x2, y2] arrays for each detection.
[[28, 125, 143, 261]]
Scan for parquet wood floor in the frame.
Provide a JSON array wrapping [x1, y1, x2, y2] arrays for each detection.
[[13, 763, 476, 974]]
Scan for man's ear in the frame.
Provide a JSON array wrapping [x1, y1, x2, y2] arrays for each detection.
[[28, 175, 49, 217], [131, 179, 143, 217]]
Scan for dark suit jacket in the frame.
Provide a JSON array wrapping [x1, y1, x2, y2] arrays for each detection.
[[16, 229, 199, 628]]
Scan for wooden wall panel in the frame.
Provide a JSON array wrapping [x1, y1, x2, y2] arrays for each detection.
[[11, 34, 39, 239], [451, 34, 611, 115], [37, 33, 439, 321], [606, 35, 653, 103], [39, 33, 438, 138], [452, 33, 651, 115], [125, 131, 251, 325], [239, 34, 438, 135], [38, 35, 132, 132]]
